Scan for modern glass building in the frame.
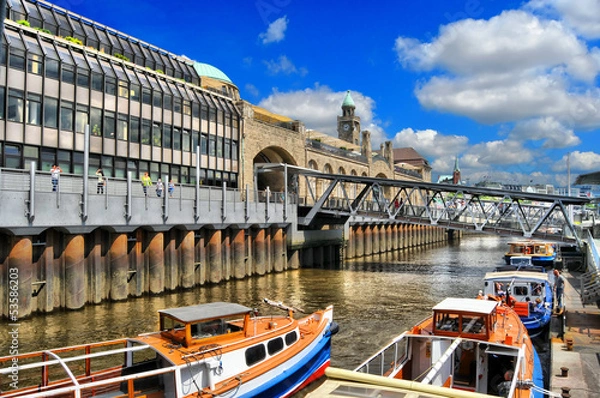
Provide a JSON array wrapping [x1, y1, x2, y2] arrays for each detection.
[[0, 0, 241, 187]]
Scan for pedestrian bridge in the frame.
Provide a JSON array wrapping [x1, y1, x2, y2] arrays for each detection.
[[257, 164, 591, 247]]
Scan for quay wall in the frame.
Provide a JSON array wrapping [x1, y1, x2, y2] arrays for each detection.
[[0, 221, 456, 318]]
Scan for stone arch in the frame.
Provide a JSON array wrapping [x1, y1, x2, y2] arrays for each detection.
[[253, 146, 298, 192]]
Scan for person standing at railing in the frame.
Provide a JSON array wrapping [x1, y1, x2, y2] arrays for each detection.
[[168, 179, 175, 198], [51, 164, 62, 192], [95, 168, 105, 194], [141, 172, 152, 197], [156, 178, 164, 198]]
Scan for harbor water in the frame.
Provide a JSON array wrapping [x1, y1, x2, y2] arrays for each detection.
[[1, 234, 550, 393]]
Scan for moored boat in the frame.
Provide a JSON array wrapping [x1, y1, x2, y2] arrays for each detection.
[[483, 268, 553, 339], [308, 298, 544, 398], [503, 241, 557, 268], [0, 299, 337, 398]]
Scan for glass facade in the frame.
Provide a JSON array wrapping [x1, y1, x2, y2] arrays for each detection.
[[0, 0, 240, 187]]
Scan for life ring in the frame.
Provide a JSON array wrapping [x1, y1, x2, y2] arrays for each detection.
[[525, 247, 531, 255]]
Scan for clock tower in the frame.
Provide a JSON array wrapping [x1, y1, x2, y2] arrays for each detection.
[[337, 90, 361, 145]]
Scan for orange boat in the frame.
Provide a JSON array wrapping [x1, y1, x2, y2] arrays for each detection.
[[310, 298, 544, 398], [0, 299, 337, 398]]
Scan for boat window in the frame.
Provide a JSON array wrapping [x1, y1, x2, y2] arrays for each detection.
[[462, 316, 485, 334], [285, 331, 298, 346], [191, 319, 223, 338], [162, 317, 184, 332], [513, 286, 528, 296], [436, 313, 459, 332], [531, 283, 543, 296], [267, 337, 284, 355], [245, 344, 266, 366]]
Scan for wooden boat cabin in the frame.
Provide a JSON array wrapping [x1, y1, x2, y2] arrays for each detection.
[[158, 302, 253, 347]]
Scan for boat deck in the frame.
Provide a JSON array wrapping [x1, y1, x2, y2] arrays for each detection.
[[550, 270, 600, 398]]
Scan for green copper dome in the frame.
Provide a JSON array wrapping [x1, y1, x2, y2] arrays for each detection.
[[342, 90, 355, 108], [193, 62, 233, 84]]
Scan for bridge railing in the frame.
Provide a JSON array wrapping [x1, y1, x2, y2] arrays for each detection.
[[0, 167, 295, 234]]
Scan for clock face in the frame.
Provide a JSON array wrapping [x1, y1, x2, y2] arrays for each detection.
[[343, 123, 350, 131]]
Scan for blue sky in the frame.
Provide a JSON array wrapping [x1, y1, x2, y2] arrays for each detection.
[[58, 0, 600, 186]]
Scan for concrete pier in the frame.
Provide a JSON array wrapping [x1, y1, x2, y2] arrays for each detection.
[[550, 270, 600, 398]]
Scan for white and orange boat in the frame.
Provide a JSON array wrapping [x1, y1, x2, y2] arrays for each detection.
[[0, 299, 337, 398], [308, 298, 544, 398]]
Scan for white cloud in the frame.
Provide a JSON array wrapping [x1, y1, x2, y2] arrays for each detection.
[[395, 10, 597, 80], [258, 86, 386, 144], [553, 150, 600, 171], [393, 9, 600, 131], [263, 55, 308, 76], [259, 16, 289, 44], [509, 117, 581, 148], [244, 83, 260, 98], [527, 0, 600, 39], [391, 128, 468, 159]]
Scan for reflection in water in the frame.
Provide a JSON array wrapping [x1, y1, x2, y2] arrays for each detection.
[[5, 235, 516, 372], [6, 234, 552, 395]]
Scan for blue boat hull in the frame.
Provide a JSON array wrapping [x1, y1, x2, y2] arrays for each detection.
[[238, 321, 337, 398]]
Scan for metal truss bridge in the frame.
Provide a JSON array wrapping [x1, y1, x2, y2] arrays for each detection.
[[258, 164, 591, 247]]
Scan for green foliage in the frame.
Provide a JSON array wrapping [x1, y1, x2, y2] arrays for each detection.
[[114, 53, 130, 62], [16, 19, 30, 27], [34, 27, 52, 34], [155, 69, 164, 74], [64, 36, 83, 46]]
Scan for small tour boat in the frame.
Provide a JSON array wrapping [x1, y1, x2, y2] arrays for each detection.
[[503, 241, 557, 268], [483, 266, 553, 339], [308, 298, 544, 398], [0, 299, 337, 398]]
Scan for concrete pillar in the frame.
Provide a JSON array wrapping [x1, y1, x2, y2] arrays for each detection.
[[254, 229, 266, 275], [364, 225, 372, 255], [8, 236, 33, 317], [265, 228, 272, 273], [208, 229, 223, 283], [232, 229, 246, 279], [391, 224, 398, 251], [180, 230, 195, 288], [355, 226, 364, 258], [108, 233, 128, 301], [131, 230, 144, 297], [164, 230, 178, 290], [380, 225, 387, 252], [345, 225, 354, 259], [372, 225, 380, 254], [223, 229, 231, 280], [148, 232, 165, 294], [288, 249, 300, 269], [195, 230, 207, 285], [40, 232, 56, 312], [303, 247, 313, 268], [386, 225, 392, 252], [64, 234, 85, 309], [273, 228, 284, 272], [314, 246, 324, 267]]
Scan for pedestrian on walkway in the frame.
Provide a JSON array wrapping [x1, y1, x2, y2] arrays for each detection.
[[50, 164, 62, 192], [156, 178, 164, 197], [141, 172, 152, 197], [553, 269, 565, 311], [95, 168, 105, 194], [168, 179, 175, 198]]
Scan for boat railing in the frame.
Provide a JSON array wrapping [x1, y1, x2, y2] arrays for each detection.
[[0, 339, 168, 398], [354, 332, 410, 377]]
